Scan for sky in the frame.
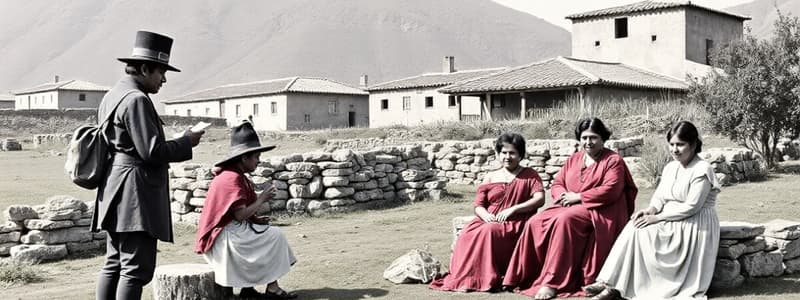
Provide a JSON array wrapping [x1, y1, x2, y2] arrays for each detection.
[[493, 0, 753, 31]]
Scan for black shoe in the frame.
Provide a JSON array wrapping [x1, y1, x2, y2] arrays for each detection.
[[239, 287, 266, 299], [264, 289, 298, 299]]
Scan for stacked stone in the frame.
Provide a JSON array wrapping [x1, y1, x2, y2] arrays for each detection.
[[1, 195, 105, 262], [604, 137, 643, 157], [33, 133, 71, 148], [169, 146, 445, 222], [713, 220, 800, 290], [700, 148, 766, 186], [776, 137, 800, 161], [1, 138, 22, 151], [169, 163, 212, 225]]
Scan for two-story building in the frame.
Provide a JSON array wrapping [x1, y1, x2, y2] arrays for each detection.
[[567, 0, 749, 79], [367, 56, 504, 127], [163, 77, 368, 131], [13, 78, 109, 110]]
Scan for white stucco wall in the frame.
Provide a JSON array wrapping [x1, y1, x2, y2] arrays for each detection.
[[15, 90, 105, 110], [58, 90, 105, 109], [571, 9, 687, 79], [369, 88, 462, 128], [286, 93, 368, 130], [685, 8, 744, 65]]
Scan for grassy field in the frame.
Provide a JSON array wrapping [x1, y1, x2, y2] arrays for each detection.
[[2, 144, 800, 299]]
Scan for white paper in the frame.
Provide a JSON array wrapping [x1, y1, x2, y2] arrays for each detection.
[[190, 121, 211, 132], [172, 121, 211, 138]]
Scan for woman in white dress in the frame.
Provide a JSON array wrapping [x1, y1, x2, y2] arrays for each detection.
[[195, 121, 298, 299], [584, 121, 721, 300]]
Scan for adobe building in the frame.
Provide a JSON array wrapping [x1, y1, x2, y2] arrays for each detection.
[[12, 77, 109, 110], [163, 77, 368, 131], [567, 0, 750, 80], [367, 56, 504, 127]]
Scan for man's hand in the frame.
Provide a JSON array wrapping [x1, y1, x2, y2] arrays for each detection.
[[251, 215, 271, 225], [257, 185, 277, 203], [183, 129, 205, 147]]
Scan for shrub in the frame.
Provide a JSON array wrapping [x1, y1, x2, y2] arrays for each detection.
[[638, 136, 672, 186], [0, 258, 44, 287]]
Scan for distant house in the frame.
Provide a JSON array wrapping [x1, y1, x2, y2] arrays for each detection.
[[12, 78, 109, 110], [440, 56, 687, 120], [567, 0, 749, 80], [0, 93, 13, 110], [367, 56, 504, 127], [163, 77, 368, 131]]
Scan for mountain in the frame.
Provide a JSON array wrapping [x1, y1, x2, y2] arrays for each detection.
[[0, 0, 570, 104], [728, 0, 800, 37]]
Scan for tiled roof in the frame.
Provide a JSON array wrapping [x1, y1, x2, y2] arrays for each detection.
[[565, 1, 750, 21], [366, 68, 506, 92], [439, 56, 688, 94], [13, 80, 109, 95], [164, 77, 367, 104]]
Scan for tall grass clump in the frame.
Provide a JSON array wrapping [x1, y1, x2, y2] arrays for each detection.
[[638, 136, 673, 186], [0, 258, 44, 287]]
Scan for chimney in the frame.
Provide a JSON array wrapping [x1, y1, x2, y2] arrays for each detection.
[[443, 56, 455, 73], [54, 75, 59, 83], [359, 74, 368, 88]]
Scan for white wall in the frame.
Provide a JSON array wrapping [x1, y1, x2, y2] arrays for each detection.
[[369, 88, 462, 128]]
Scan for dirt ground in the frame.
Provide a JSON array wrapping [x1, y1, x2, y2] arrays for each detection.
[[2, 136, 800, 299]]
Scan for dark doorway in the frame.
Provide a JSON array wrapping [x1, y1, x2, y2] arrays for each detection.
[[348, 111, 356, 127], [219, 100, 225, 118]]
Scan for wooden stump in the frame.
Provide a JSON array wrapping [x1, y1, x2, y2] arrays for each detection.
[[152, 263, 232, 300]]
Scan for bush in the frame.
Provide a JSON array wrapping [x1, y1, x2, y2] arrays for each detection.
[[638, 136, 672, 186], [0, 258, 44, 287]]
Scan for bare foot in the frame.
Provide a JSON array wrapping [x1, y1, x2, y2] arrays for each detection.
[[534, 286, 556, 300]]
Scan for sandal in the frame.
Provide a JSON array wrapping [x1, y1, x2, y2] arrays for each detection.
[[264, 289, 298, 300], [583, 282, 607, 297], [591, 288, 621, 300]]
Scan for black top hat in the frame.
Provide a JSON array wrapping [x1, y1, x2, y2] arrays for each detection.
[[118, 30, 181, 72], [215, 121, 276, 166]]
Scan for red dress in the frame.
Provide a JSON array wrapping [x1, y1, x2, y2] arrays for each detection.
[[502, 150, 637, 297], [430, 168, 544, 292]]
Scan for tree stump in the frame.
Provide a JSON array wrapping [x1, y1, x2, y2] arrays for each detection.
[[152, 263, 231, 300]]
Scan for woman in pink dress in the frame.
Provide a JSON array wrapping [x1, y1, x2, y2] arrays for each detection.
[[430, 132, 545, 292], [502, 118, 638, 299]]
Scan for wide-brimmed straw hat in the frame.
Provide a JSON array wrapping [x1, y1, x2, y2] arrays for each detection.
[[117, 30, 181, 72], [214, 121, 276, 166]]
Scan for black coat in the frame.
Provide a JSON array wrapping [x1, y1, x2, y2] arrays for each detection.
[[91, 76, 193, 242]]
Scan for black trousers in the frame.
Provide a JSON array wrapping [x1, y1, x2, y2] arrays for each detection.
[[96, 231, 157, 300]]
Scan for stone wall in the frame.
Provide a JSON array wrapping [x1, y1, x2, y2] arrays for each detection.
[[1, 195, 105, 262], [1, 138, 22, 151], [713, 220, 800, 289], [33, 134, 71, 148], [169, 146, 446, 224], [699, 148, 767, 186]]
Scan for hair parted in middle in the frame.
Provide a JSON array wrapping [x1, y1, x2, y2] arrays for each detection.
[[574, 117, 612, 141], [495, 132, 527, 157]]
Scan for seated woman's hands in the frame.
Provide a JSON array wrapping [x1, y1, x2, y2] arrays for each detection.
[[632, 207, 661, 228], [559, 192, 582, 206], [495, 207, 518, 222]]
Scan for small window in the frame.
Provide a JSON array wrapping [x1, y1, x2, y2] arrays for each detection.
[[50, 95, 53, 103], [205, 107, 210, 115], [328, 99, 338, 114], [402, 96, 411, 110], [381, 99, 389, 110], [425, 96, 434, 108], [253, 103, 259, 117], [187, 109, 192, 117], [271, 102, 277, 114], [174, 109, 178, 115], [304, 114, 311, 123], [651, 35, 657, 42], [235, 104, 241, 117], [78, 93, 86, 101], [615, 18, 628, 38], [594, 41, 600, 47], [448, 96, 457, 107]]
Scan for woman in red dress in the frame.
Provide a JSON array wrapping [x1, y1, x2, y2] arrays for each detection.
[[430, 132, 545, 292], [502, 118, 638, 299]]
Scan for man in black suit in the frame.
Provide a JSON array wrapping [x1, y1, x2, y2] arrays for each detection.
[[92, 30, 203, 300]]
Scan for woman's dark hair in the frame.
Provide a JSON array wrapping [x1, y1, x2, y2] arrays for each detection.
[[574, 118, 612, 141], [666, 120, 703, 154], [495, 132, 526, 156]]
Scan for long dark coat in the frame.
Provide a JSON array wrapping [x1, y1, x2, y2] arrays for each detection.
[[91, 76, 192, 242]]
